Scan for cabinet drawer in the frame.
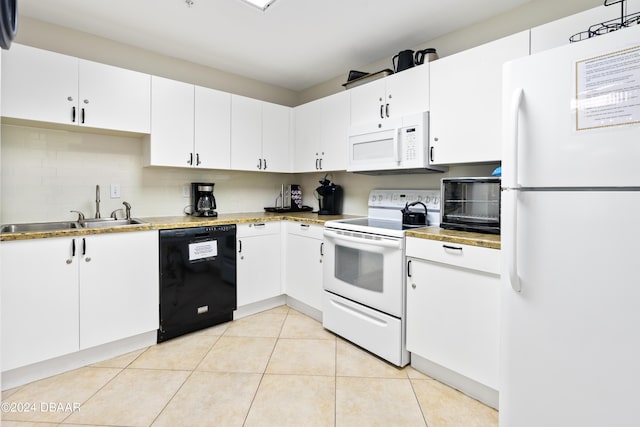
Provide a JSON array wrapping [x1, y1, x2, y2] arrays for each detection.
[[237, 221, 281, 237], [286, 221, 323, 239], [406, 237, 500, 275]]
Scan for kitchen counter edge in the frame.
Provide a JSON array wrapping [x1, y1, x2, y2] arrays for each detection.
[[405, 226, 501, 250], [0, 212, 359, 242]]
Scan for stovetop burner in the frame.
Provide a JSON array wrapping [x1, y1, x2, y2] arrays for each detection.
[[324, 189, 441, 238]]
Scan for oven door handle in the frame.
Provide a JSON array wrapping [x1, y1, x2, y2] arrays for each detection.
[[323, 229, 403, 249]]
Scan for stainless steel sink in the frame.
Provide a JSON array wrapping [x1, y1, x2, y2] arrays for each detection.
[[79, 218, 148, 229], [1, 221, 80, 233]]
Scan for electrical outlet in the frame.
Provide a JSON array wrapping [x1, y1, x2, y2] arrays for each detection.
[[182, 185, 191, 198], [110, 184, 121, 199]]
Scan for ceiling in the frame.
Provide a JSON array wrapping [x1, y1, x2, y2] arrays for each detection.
[[18, 0, 532, 92]]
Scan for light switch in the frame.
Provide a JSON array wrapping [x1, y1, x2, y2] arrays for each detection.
[[110, 184, 121, 199]]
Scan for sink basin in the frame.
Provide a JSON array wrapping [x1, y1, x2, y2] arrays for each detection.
[[80, 218, 148, 229], [1, 221, 80, 233]]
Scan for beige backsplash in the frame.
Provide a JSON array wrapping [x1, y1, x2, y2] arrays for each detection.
[[0, 124, 497, 223]]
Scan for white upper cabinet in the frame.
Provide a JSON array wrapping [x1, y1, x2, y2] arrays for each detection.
[[195, 85, 232, 170], [231, 95, 292, 172], [294, 91, 349, 172], [145, 77, 231, 169], [262, 101, 292, 172], [2, 44, 78, 125], [77, 59, 151, 133], [1, 44, 151, 134], [145, 76, 195, 167], [429, 31, 530, 165], [349, 64, 429, 134]]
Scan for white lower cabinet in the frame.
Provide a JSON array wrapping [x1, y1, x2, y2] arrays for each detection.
[[79, 232, 159, 349], [0, 231, 159, 371], [283, 221, 324, 311], [1, 237, 80, 371], [405, 237, 501, 390], [236, 222, 282, 306]]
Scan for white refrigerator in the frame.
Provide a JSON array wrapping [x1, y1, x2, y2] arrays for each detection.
[[501, 24, 640, 427]]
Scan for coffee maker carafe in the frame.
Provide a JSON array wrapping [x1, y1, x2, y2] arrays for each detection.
[[191, 182, 218, 217], [315, 177, 343, 215]]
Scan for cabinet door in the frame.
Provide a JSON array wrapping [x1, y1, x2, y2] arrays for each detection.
[[78, 60, 151, 133], [195, 85, 231, 169], [146, 76, 194, 167], [406, 256, 500, 389], [1, 238, 79, 371], [349, 78, 386, 129], [1, 43, 78, 125], [262, 101, 292, 172], [231, 95, 263, 171], [236, 224, 282, 306], [284, 226, 324, 310], [79, 231, 159, 349], [294, 100, 321, 172], [385, 64, 429, 119], [319, 91, 349, 171], [429, 31, 529, 165]]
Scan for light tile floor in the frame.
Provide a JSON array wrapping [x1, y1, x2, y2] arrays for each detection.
[[1, 305, 498, 427]]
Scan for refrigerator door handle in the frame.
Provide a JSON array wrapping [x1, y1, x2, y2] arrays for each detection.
[[507, 88, 524, 293], [507, 88, 524, 190], [507, 190, 521, 292]]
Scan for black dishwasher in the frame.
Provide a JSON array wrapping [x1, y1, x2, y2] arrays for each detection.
[[158, 225, 236, 342]]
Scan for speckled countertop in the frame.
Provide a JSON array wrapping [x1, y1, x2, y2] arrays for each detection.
[[405, 226, 501, 250], [1, 213, 499, 249], [0, 212, 358, 242]]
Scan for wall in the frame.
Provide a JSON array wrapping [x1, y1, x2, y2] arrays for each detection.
[[299, 0, 605, 102], [297, 166, 498, 215], [14, 17, 299, 107], [0, 125, 296, 223]]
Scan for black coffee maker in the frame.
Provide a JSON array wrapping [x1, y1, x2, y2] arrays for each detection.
[[315, 177, 343, 215], [191, 182, 218, 217]]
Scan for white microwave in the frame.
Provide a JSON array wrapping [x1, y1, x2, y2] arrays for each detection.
[[347, 112, 447, 175]]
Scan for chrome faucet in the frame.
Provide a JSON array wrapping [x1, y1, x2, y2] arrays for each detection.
[[70, 210, 85, 222], [123, 201, 131, 220], [95, 185, 101, 219]]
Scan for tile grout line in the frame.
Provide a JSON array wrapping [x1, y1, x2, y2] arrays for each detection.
[[408, 376, 431, 427], [147, 330, 224, 427], [241, 305, 290, 426]]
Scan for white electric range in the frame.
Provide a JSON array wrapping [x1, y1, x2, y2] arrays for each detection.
[[321, 189, 440, 366]]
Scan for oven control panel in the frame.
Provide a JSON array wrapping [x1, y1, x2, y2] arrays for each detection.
[[368, 189, 441, 210]]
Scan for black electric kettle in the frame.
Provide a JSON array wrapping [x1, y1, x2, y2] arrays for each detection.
[[392, 49, 415, 73], [401, 201, 428, 226]]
